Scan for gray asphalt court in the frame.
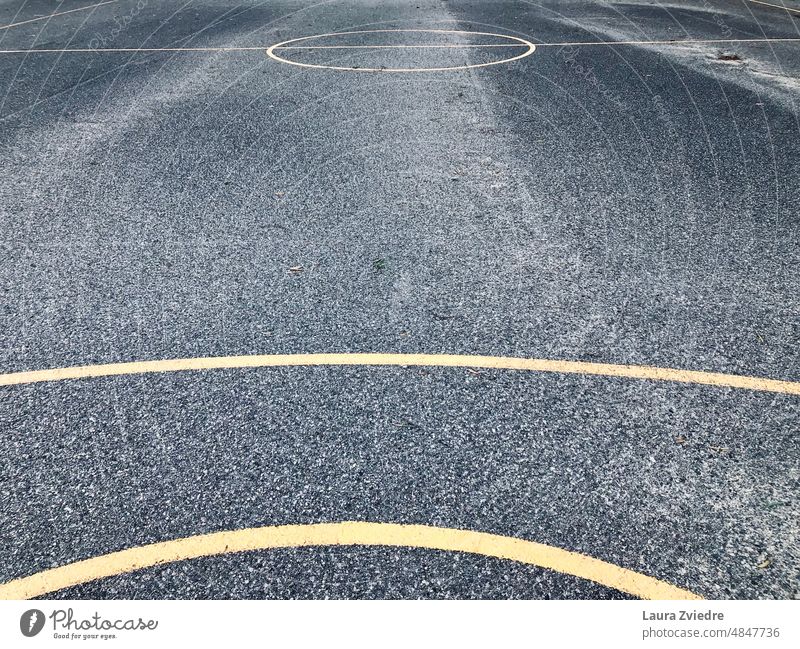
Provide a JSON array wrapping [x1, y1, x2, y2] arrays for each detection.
[[0, 0, 798, 600]]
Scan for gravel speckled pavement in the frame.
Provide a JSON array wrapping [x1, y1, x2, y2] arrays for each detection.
[[0, 0, 798, 599]]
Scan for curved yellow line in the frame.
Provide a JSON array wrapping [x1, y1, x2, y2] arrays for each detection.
[[265, 29, 536, 73], [0, 522, 701, 600], [1, 352, 798, 395]]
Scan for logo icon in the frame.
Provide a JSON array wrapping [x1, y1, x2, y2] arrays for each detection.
[[20, 609, 45, 637]]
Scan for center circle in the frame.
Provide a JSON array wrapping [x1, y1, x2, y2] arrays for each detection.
[[266, 29, 536, 72]]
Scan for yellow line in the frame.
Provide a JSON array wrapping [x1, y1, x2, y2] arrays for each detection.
[[1, 352, 798, 395], [748, 0, 800, 16], [0, 521, 702, 600], [0, 0, 119, 31]]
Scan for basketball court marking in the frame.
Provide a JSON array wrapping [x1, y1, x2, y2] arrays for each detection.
[[265, 29, 536, 72], [0, 3, 795, 605], [1, 352, 798, 394], [0, 521, 702, 600], [747, 0, 800, 15], [0, 35, 797, 55]]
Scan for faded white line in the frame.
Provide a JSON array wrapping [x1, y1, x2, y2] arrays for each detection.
[[747, 0, 800, 16], [0, 0, 120, 31]]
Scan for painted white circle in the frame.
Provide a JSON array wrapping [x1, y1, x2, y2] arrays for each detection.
[[266, 29, 536, 72]]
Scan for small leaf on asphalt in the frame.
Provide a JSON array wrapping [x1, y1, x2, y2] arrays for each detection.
[[757, 558, 772, 569], [675, 435, 688, 445]]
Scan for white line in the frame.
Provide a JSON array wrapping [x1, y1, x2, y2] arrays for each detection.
[[0, 46, 272, 54], [748, 0, 800, 16], [533, 36, 800, 47], [276, 44, 529, 49], [268, 28, 537, 73], [0, 37, 798, 55], [0, 38, 800, 54]]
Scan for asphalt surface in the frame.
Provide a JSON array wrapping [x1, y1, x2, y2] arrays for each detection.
[[0, 0, 799, 599]]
